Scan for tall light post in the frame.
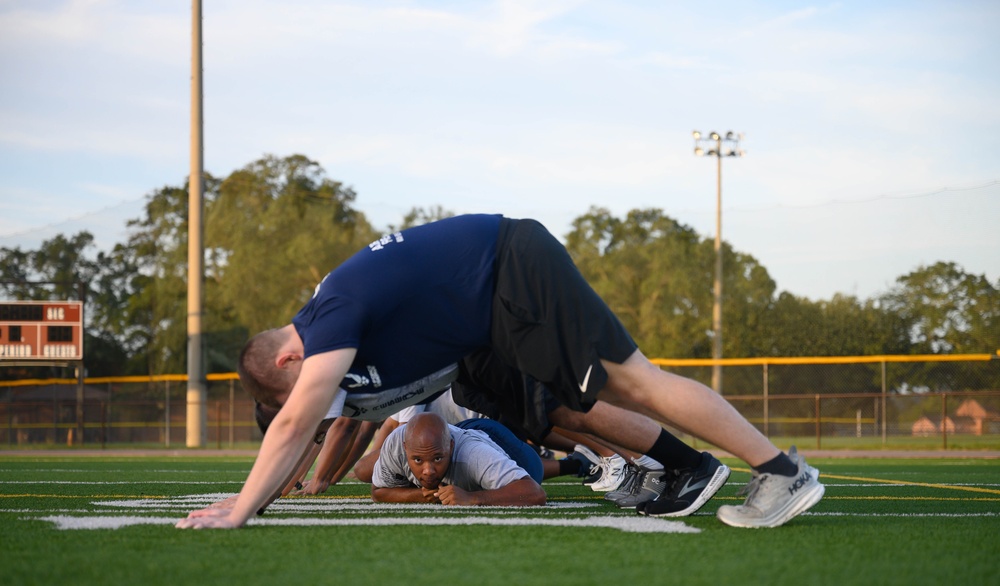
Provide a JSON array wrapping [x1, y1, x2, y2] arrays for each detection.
[[187, 0, 206, 447], [693, 130, 744, 393]]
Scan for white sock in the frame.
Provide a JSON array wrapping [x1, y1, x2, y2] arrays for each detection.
[[632, 455, 663, 471]]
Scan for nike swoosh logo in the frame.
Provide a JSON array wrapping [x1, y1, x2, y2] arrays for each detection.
[[578, 364, 593, 393], [678, 477, 709, 498]]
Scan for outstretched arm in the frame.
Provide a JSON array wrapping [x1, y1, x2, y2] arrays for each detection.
[[328, 420, 380, 485], [176, 348, 356, 529], [435, 477, 546, 507], [294, 417, 360, 495], [371, 484, 442, 504], [202, 439, 322, 514]]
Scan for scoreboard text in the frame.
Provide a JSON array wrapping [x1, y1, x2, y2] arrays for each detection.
[[0, 301, 83, 360]]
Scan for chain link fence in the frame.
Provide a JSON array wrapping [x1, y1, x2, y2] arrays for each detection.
[[2, 354, 999, 450], [0, 375, 261, 448], [657, 354, 1000, 450]]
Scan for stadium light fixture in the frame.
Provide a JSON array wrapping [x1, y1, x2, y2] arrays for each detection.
[[692, 129, 745, 393]]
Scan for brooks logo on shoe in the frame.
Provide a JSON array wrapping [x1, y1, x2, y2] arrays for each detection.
[[678, 477, 709, 498], [787, 470, 812, 495]]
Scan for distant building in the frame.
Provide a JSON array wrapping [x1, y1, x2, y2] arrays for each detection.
[[954, 399, 997, 436], [911, 399, 999, 436], [911, 416, 937, 437]]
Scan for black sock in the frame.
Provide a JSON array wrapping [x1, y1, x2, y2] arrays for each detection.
[[754, 452, 798, 477], [558, 457, 582, 476], [645, 429, 703, 470]]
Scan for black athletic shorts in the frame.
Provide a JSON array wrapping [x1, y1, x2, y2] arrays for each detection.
[[489, 217, 638, 412], [452, 349, 561, 444]]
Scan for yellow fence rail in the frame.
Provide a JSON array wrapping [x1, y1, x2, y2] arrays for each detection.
[[1, 353, 998, 450]]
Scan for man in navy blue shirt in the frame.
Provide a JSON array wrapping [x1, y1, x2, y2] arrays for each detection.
[[177, 214, 823, 530]]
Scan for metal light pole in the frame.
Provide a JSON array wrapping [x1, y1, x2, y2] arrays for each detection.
[[693, 130, 744, 393], [187, 0, 206, 447]]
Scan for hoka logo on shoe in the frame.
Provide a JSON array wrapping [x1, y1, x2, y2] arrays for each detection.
[[787, 470, 812, 495]]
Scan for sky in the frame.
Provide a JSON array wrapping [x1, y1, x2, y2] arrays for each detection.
[[1, 0, 998, 301]]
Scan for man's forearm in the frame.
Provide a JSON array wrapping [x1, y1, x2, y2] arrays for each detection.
[[371, 486, 435, 503], [227, 419, 318, 524], [331, 421, 379, 484], [314, 419, 360, 484], [445, 478, 546, 507]]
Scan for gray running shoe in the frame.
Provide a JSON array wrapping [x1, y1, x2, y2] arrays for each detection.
[[610, 469, 668, 508], [604, 464, 643, 503], [716, 446, 825, 528]]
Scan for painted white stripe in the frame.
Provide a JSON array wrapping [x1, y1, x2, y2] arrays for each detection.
[[803, 511, 1000, 518], [821, 483, 1000, 488], [10, 476, 1000, 488], [0, 481, 242, 485], [36, 514, 700, 533], [91, 497, 600, 512], [12, 509, 999, 521], [1, 469, 250, 474]]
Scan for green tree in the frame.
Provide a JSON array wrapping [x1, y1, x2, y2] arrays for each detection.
[[564, 207, 777, 359], [0, 232, 130, 378], [880, 261, 1000, 354], [207, 154, 377, 338], [116, 182, 199, 374], [0, 232, 97, 300]]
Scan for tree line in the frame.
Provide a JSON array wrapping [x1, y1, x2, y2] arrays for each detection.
[[2, 154, 997, 384]]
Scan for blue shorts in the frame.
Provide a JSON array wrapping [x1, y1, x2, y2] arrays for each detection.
[[456, 418, 543, 484]]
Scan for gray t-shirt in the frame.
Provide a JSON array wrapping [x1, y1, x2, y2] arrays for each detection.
[[372, 424, 528, 491]]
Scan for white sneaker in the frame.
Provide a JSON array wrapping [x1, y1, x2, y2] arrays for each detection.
[[716, 446, 825, 528], [588, 454, 628, 492]]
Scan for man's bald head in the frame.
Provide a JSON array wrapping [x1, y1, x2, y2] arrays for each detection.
[[403, 412, 451, 447]]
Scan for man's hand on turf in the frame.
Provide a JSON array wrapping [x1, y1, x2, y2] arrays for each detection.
[[205, 494, 239, 510], [176, 511, 242, 529], [434, 484, 474, 506], [185, 507, 230, 518], [419, 486, 443, 504], [291, 478, 330, 496]]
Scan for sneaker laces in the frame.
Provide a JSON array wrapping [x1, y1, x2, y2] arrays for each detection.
[[607, 466, 642, 499], [737, 473, 767, 504], [620, 466, 644, 495]]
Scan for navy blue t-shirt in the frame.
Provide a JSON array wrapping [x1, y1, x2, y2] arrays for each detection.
[[292, 214, 501, 394]]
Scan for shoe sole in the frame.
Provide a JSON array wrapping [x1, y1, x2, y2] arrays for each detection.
[[613, 490, 660, 509], [590, 473, 627, 492], [640, 464, 731, 518], [716, 475, 826, 528]]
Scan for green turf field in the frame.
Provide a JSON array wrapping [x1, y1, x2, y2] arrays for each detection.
[[1, 455, 998, 586]]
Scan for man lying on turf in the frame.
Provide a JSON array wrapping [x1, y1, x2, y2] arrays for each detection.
[[370, 412, 546, 506]]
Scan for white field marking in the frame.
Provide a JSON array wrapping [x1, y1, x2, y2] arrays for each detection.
[[91, 496, 600, 513], [10, 477, 1000, 488], [0, 469, 249, 474], [803, 512, 1000, 518], [37, 514, 699, 533], [13, 508, 1000, 529], [0, 481, 242, 485], [822, 483, 1000, 488], [1, 508, 83, 513]]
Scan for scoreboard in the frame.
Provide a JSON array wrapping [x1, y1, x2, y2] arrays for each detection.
[[0, 301, 83, 361]]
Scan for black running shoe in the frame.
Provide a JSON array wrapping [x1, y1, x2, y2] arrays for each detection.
[[637, 452, 730, 517]]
